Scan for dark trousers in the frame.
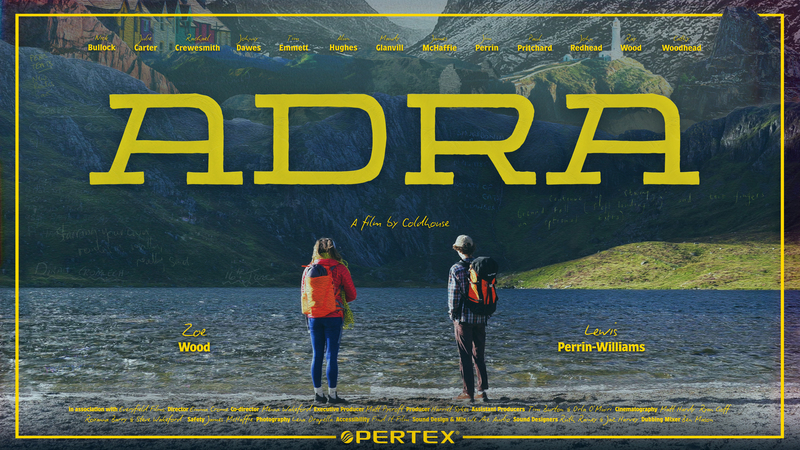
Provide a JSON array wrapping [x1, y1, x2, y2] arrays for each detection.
[[454, 321, 488, 396]]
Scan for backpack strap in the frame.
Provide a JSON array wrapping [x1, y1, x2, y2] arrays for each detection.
[[453, 260, 471, 319]]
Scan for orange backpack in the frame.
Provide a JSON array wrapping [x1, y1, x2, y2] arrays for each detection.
[[301, 261, 341, 317]]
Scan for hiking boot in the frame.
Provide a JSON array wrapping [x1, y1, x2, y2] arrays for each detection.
[[314, 393, 328, 404], [476, 392, 489, 403], [454, 393, 474, 402], [327, 394, 348, 404]]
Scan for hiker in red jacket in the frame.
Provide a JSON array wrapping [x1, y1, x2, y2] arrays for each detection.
[[301, 237, 356, 404]]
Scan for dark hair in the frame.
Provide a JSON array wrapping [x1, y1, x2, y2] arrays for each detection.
[[311, 237, 343, 262], [453, 243, 475, 256]]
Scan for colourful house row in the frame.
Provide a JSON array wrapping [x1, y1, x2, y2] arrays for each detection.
[[78, 0, 231, 52]]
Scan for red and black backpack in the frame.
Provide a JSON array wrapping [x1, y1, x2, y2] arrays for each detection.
[[458, 257, 499, 316]]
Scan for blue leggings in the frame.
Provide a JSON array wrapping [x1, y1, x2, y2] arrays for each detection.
[[308, 317, 343, 388]]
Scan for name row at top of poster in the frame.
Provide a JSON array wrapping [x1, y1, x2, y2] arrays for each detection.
[[91, 32, 704, 56]]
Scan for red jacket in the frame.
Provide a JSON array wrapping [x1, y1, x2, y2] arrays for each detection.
[[301, 258, 357, 318]]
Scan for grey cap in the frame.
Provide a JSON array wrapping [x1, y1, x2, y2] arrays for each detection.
[[453, 235, 474, 247]]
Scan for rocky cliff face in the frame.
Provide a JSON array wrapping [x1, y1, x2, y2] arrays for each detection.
[[682, 104, 781, 172], [4, 0, 178, 94], [672, 7, 781, 121]]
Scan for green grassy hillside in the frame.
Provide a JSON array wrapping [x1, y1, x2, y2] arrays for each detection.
[[514, 57, 673, 95], [499, 233, 780, 290]]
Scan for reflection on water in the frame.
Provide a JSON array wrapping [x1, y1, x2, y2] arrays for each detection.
[[3, 288, 782, 394]]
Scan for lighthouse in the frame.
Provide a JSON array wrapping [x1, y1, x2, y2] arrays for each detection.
[[599, 18, 624, 61]]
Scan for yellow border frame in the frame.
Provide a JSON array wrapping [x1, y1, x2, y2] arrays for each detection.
[[14, 11, 785, 441]]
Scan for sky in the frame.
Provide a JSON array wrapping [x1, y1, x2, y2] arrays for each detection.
[[364, 0, 449, 32]]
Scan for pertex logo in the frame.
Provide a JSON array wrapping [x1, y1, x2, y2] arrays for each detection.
[[340, 430, 457, 444], [341, 431, 355, 443]]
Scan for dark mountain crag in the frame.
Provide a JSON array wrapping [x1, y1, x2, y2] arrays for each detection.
[[672, 7, 781, 122]]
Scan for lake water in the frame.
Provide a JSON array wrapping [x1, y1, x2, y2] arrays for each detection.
[[4, 288, 784, 397]]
